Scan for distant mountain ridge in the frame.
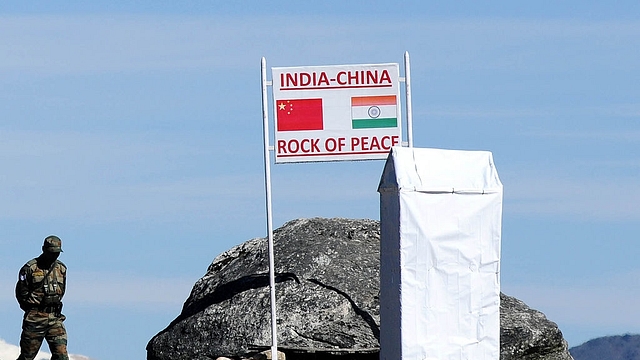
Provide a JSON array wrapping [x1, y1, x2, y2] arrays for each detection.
[[570, 334, 640, 360]]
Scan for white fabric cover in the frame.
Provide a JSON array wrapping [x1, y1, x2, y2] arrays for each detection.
[[378, 147, 502, 360]]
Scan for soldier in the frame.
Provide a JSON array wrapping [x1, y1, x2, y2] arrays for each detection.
[[15, 235, 69, 360]]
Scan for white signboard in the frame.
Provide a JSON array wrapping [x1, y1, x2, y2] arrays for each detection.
[[272, 63, 402, 163]]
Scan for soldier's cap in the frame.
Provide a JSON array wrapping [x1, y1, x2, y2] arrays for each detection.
[[43, 235, 63, 253]]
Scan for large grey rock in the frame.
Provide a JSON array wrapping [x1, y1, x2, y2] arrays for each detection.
[[147, 217, 573, 360], [500, 293, 573, 360]]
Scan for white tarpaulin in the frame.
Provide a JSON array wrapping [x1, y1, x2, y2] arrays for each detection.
[[378, 147, 502, 360]]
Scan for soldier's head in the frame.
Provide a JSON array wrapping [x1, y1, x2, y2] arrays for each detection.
[[41, 235, 63, 261]]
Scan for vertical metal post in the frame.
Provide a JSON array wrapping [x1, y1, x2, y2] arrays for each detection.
[[404, 51, 414, 148], [261, 57, 278, 358]]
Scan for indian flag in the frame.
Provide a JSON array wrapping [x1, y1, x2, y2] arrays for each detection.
[[351, 95, 397, 129]]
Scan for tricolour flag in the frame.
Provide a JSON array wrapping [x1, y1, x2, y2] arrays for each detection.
[[276, 98, 324, 131], [351, 95, 397, 129]]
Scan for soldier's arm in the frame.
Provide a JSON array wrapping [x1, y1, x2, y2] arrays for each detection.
[[59, 262, 67, 299], [15, 266, 39, 310]]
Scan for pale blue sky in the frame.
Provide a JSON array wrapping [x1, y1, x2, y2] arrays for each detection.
[[0, 2, 639, 359]]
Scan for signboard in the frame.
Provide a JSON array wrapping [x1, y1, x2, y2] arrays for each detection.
[[272, 63, 402, 163]]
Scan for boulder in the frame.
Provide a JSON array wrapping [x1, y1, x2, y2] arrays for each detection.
[[500, 293, 573, 360], [147, 217, 573, 360]]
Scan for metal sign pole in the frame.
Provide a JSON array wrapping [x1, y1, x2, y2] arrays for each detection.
[[261, 56, 278, 358], [404, 51, 414, 148], [260, 53, 412, 358]]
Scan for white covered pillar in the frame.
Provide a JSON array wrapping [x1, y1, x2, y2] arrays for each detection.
[[378, 147, 503, 360]]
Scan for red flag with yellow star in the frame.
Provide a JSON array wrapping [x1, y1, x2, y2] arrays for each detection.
[[276, 98, 324, 131]]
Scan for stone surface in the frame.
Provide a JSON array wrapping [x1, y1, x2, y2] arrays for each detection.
[[500, 293, 573, 360], [250, 350, 286, 360], [147, 217, 573, 360]]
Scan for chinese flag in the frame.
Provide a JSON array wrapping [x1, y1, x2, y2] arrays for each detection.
[[276, 98, 324, 131]]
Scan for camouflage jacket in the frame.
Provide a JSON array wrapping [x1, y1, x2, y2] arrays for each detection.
[[15, 258, 67, 311]]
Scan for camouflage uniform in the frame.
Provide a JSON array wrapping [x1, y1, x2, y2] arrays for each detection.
[[15, 236, 69, 360]]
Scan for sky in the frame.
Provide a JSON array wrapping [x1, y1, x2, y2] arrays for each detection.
[[0, 1, 638, 359]]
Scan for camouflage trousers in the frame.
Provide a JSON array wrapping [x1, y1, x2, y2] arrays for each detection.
[[17, 310, 68, 360]]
